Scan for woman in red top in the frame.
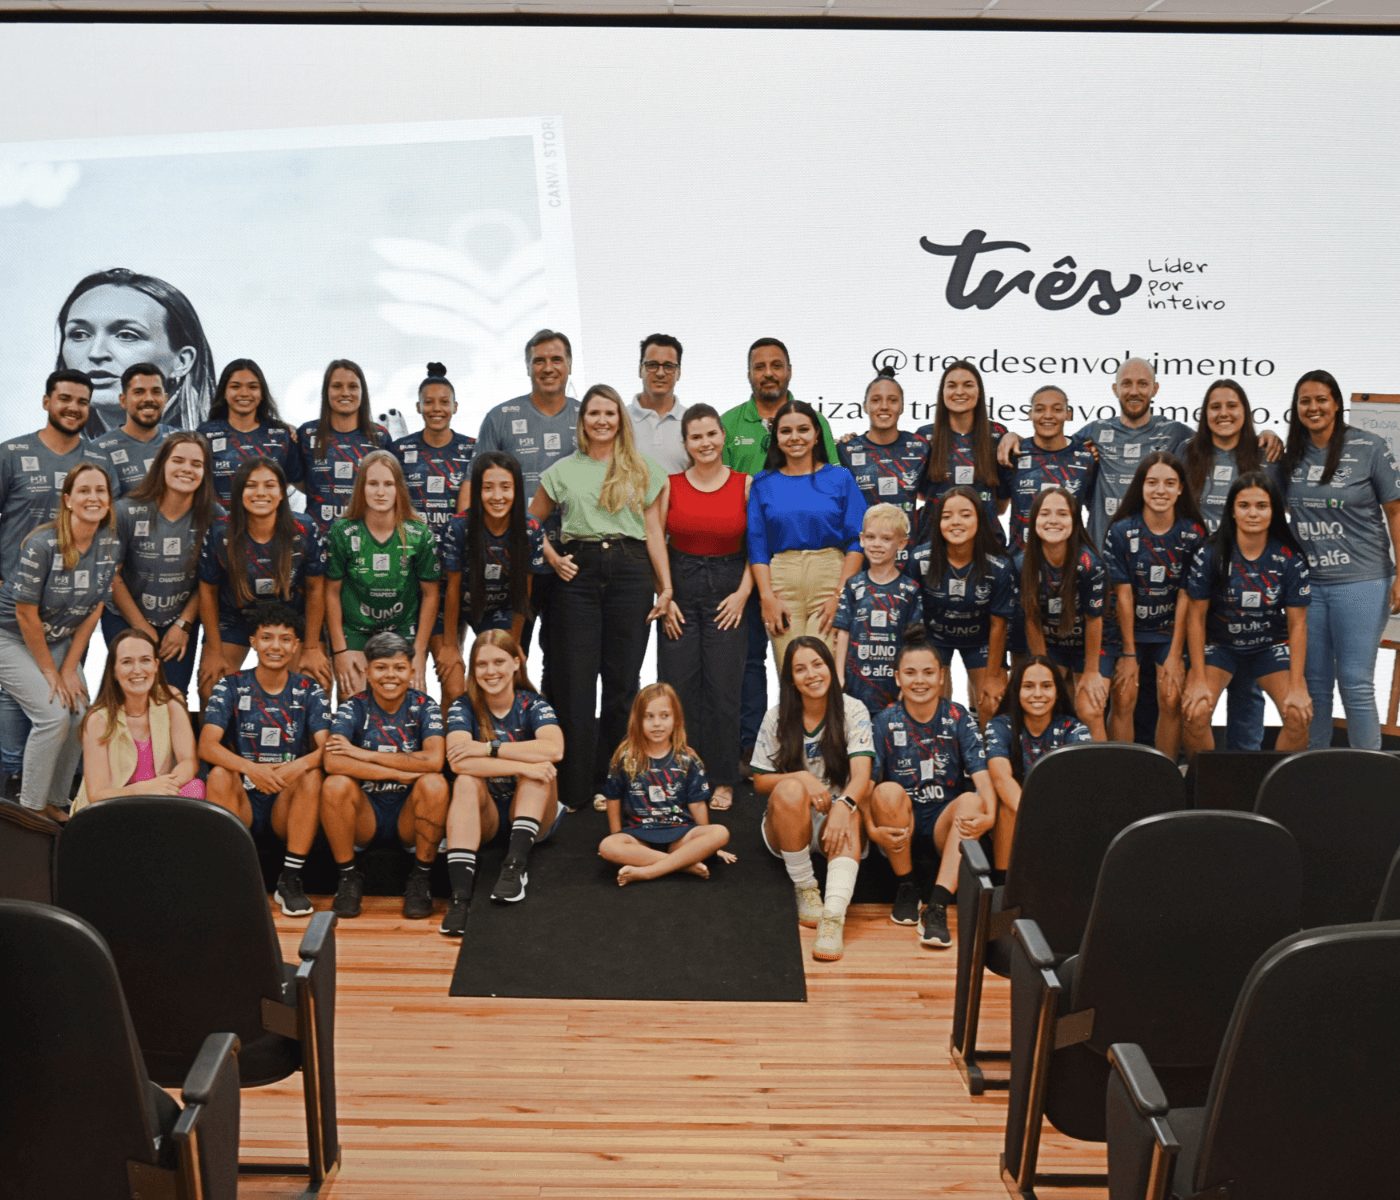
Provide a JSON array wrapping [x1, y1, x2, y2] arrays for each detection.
[[658, 404, 752, 810]]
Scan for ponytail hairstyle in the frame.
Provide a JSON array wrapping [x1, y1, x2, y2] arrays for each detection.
[[1112, 451, 1206, 530], [926, 359, 999, 488], [227, 457, 299, 607], [1207, 470, 1303, 590], [465, 451, 531, 629], [577, 384, 653, 514], [773, 636, 850, 790], [926, 484, 998, 589], [1282, 369, 1347, 486], [126, 431, 219, 571], [464, 629, 538, 739], [1021, 486, 1090, 640], [864, 365, 905, 404], [610, 681, 694, 780], [994, 655, 1078, 783]]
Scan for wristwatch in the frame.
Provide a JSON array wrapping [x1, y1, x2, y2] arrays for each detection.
[[489, 738, 502, 758], [833, 794, 858, 814], [173, 618, 194, 633]]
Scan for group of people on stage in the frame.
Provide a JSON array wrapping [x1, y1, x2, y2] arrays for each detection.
[[3, 326, 1397, 962]]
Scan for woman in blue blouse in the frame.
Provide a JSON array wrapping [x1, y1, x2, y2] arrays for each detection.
[[747, 400, 866, 664]]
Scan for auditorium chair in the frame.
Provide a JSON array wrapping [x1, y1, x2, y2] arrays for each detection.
[[1182, 750, 1290, 811], [950, 743, 1187, 1094], [1375, 846, 1400, 921], [1000, 811, 1301, 1199], [1104, 922, 1400, 1200], [1255, 748, 1400, 927], [55, 796, 341, 1190], [0, 899, 242, 1200], [0, 797, 61, 902]]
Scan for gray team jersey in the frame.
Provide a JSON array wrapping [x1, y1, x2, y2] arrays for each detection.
[[1076, 411, 1193, 547], [1285, 427, 1400, 585], [1172, 439, 1284, 533], [92, 424, 177, 497], [0, 526, 119, 642], [111, 497, 216, 623], [475, 394, 579, 538], [0, 433, 114, 582]]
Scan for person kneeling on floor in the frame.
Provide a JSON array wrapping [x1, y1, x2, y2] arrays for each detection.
[[867, 638, 995, 950], [755, 636, 874, 963], [439, 629, 565, 935], [199, 603, 330, 917], [598, 682, 735, 887], [322, 631, 449, 920]]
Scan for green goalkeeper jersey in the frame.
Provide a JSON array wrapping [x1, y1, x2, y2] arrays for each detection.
[[325, 517, 440, 648]]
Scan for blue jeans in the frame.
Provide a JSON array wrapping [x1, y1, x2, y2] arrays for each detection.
[[1305, 576, 1392, 749], [0, 685, 30, 774], [739, 591, 768, 750]]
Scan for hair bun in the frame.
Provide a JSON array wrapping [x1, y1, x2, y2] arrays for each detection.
[[877, 364, 898, 379], [426, 361, 447, 378]]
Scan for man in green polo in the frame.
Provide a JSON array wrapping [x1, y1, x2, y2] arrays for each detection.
[[721, 337, 840, 769]]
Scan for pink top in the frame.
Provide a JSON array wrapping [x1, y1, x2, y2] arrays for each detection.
[[666, 470, 747, 557], [127, 737, 206, 800]]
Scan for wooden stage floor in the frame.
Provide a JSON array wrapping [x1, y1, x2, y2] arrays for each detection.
[[242, 898, 1104, 1199]]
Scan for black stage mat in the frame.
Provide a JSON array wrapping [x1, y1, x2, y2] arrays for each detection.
[[449, 787, 807, 1003]]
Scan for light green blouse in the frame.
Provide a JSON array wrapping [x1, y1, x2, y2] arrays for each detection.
[[540, 452, 665, 542]]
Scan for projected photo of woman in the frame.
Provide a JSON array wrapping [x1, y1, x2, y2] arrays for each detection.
[[54, 267, 217, 433]]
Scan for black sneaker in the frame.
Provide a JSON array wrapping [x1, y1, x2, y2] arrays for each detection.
[[890, 880, 920, 926], [920, 903, 952, 949], [331, 868, 365, 919], [490, 858, 528, 904], [402, 871, 433, 920], [274, 871, 314, 918], [439, 895, 470, 937]]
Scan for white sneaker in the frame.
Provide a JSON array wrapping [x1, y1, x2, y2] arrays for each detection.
[[794, 883, 823, 928], [813, 913, 845, 962]]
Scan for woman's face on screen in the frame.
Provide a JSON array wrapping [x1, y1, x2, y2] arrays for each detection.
[[60, 284, 193, 426]]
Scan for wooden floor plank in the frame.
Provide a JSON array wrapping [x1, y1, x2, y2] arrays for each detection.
[[237, 900, 1105, 1198]]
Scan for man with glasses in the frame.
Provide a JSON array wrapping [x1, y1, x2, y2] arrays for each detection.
[[629, 334, 689, 475]]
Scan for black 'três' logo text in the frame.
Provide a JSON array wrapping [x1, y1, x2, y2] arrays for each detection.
[[920, 229, 1142, 316]]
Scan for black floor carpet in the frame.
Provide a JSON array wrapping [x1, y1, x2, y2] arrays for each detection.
[[449, 788, 808, 1003]]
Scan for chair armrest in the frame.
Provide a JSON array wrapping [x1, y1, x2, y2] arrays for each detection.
[[1108, 1043, 1170, 1118], [173, 1032, 242, 1200], [298, 910, 337, 961], [1012, 915, 1056, 971], [0, 799, 63, 835], [962, 837, 993, 878], [295, 910, 341, 1182], [952, 838, 1001, 1054]]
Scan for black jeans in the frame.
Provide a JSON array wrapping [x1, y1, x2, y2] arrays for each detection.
[[657, 550, 746, 788], [547, 538, 655, 809]]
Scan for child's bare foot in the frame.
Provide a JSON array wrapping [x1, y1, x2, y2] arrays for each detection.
[[617, 864, 644, 887], [684, 862, 710, 880]]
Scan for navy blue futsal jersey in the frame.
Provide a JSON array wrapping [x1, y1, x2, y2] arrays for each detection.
[[446, 690, 559, 797], [196, 419, 302, 506], [833, 570, 925, 714], [921, 554, 1018, 648], [602, 751, 711, 834], [872, 698, 986, 823], [391, 430, 477, 548], [331, 689, 444, 795], [983, 713, 1092, 780], [917, 421, 1009, 542], [203, 670, 331, 764], [1186, 537, 1311, 651], [198, 514, 325, 637], [838, 431, 929, 523], [1015, 547, 1107, 650], [1006, 439, 1099, 551], [294, 422, 392, 531], [442, 515, 549, 630], [1103, 516, 1207, 643]]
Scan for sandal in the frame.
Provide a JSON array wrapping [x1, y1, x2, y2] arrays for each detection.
[[709, 786, 733, 812], [592, 793, 608, 811]]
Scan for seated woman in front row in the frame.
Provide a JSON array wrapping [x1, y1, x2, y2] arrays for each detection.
[[984, 655, 1093, 873], [440, 629, 564, 936], [755, 635, 874, 965], [76, 627, 205, 812], [867, 639, 995, 952], [1182, 471, 1312, 757], [598, 682, 734, 887]]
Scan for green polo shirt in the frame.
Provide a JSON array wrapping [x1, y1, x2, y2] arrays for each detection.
[[720, 394, 840, 475]]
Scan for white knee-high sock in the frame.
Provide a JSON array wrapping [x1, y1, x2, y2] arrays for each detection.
[[823, 856, 859, 919], [781, 848, 818, 889]]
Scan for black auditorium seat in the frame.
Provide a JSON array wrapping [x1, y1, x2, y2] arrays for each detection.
[[55, 795, 341, 1189], [0, 898, 241, 1200], [0, 798, 61, 902], [1255, 748, 1400, 927], [1000, 810, 1301, 1199], [1105, 922, 1400, 1200], [950, 743, 1187, 1094], [1375, 846, 1400, 921], [1182, 749, 1290, 811]]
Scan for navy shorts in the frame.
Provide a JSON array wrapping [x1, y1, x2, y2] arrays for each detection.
[[912, 794, 956, 837], [1045, 641, 1117, 678], [247, 787, 279, 837], [931, 641, 990, 671], [629, 824, 695, 847], [1105, 640, 1179, 669], [1204, 642, 1290, 685], [489, 786, 565, 844], [355, 785, 409, 848]]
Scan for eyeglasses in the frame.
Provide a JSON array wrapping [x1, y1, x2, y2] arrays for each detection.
[[642, 361, 680, 375]]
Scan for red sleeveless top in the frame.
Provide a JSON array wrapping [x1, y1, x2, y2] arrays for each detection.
[[666, 469, 748, 557]]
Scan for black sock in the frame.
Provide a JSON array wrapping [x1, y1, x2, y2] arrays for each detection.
[[507, 816, 541, 864], [446, 848, 478, 900], [281, 853, 305, 879], [930, 884, 955, 909], [412, 856, 433, 876], [894, 870, 916, 888], [337, 858, 358, 875]]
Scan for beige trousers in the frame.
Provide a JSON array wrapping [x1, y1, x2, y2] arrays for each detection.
[[768, 547, 846, 667]]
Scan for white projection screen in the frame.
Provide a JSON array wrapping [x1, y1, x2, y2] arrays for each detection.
[[1, 21, 1397, 443]]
